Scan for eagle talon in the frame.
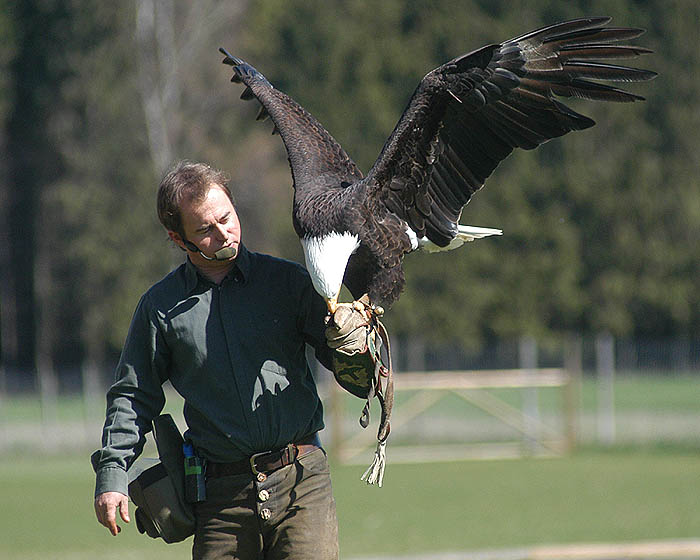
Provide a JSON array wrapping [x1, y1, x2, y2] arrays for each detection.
[[327, 293, 384, 322], [357, 295, 384, 319]]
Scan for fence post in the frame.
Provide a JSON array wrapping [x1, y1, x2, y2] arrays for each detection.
[[38, 360, 58, 450], [596, 332, 616, 446], [405, 334, 426, 372], [311, 351, 344, 463], [564, 334, 582, 452], [329, 381, 344, 463], [82, 358, 104, 426], [519, 335, 539, 454]]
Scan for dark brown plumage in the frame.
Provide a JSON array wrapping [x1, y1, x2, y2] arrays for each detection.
[[220, 17, 656, 312]]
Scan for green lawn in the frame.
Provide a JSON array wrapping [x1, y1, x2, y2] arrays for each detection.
[[2, 447, 699, 559], [2, 374, 698, 558]]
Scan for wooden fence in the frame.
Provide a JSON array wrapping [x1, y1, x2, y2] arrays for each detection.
[[328, 368, 578, 465]]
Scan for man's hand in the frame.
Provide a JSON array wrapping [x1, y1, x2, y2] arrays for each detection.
[[94, 491, 130, 536], [325, 304, 372, 354]]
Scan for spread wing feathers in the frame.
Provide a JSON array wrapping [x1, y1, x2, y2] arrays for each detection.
[[365, 17, 656, 246], [219, 49, 363, 191]]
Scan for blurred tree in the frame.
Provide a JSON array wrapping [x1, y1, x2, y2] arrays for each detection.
[[0, 0, 17, 383], [1, 0, 698, 383], [3, 0, 72, 381], [48, 1, 250, 374]]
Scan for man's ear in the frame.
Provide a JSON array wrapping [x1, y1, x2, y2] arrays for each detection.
[[168, 230, 187, 252]]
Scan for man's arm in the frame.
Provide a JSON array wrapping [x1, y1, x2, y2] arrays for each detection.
[[323, 302, 382, 399], [295, 269, 380, 386], [91, 293, 169, 534]]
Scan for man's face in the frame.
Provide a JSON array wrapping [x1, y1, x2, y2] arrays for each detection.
[[169, 184, 241, 266]]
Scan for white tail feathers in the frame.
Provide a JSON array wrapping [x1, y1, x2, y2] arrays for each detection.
[[418, 225, 502, 253], [456, 224, 503, 240]]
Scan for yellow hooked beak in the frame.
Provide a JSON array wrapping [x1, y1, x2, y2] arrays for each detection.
[[326, 295, 338, 315]]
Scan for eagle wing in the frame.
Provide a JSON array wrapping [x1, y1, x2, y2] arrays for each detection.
[[219, 49, 364, 193], [363, 17, 657, 247]]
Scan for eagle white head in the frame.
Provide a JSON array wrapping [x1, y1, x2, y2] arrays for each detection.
[[301, 232, 360, 313]]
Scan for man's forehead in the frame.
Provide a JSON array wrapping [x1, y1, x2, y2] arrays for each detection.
[[185, 183, 229, 204], [190, 184, 232, 206], [182, 186, 234, 220]]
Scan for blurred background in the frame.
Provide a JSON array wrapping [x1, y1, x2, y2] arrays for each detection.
[[0, 0, 698, 559]]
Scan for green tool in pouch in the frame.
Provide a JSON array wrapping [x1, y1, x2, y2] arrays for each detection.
[[127, 414, 195, 543], [183, 442, 207, 503]]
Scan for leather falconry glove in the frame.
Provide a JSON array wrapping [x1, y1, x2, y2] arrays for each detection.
[[324, 297, 393, 486]]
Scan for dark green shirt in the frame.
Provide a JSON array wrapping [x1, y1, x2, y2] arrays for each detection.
[[92, 245, 333, 496]]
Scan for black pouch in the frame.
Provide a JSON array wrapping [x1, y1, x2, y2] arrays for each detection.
[[127, 414, 195, 543]]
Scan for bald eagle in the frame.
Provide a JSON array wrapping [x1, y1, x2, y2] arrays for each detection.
[[220, 17, 655, 315]]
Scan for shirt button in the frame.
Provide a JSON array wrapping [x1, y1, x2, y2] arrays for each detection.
[[258, 489, 270, 502], [257, 472, 267, 482], [260, 508, 272, 521]]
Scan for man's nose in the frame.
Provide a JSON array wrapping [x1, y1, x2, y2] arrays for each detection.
[[214, 224, 228, 241]]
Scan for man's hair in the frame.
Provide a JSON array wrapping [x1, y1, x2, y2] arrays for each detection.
[[157, 161, 234, 236]]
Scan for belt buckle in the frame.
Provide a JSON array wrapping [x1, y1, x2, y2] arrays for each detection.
[[249, 450, 270, 476]]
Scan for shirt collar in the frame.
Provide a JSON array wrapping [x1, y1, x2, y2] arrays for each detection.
[[184, 243, 251, 294]]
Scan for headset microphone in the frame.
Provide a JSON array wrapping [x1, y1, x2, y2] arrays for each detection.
[[212, 246, 237, 260], [183, 239, 237, 261]]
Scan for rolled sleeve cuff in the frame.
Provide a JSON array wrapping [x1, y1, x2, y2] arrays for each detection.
[[95, 465, 129, 498]]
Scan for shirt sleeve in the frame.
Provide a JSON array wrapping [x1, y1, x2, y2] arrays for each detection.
[[91, 292, 170, 496], [295, 269, 335, 371]]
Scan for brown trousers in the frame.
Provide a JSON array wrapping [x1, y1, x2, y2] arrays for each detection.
[[192, 448, 339, 559]]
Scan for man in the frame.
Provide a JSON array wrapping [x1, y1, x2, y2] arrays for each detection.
[[92, 161, 376, 559]]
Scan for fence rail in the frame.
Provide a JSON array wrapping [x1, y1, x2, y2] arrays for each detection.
[[329, 368, 577, 465]]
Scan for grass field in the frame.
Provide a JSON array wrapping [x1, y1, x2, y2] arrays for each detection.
[[2, 374, 699, 558], [2, 446, 700, 559]]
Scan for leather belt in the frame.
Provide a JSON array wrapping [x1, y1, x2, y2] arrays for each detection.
[[206, 434, 320, 479]]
